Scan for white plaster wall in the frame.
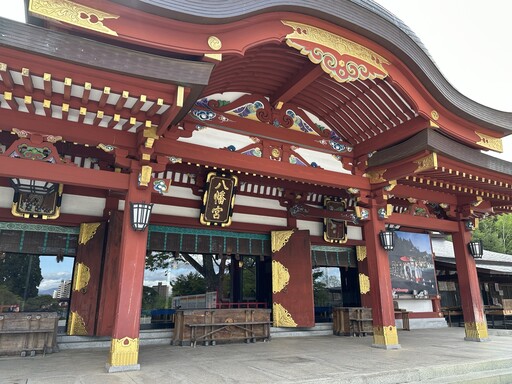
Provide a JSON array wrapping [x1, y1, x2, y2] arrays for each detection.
[[235, 195, 285, 210], [297, 219, 322, 236], [60, 194, 105, 216], [0, 186, 14, 208], [232, 212, 287, 226], [347, 225, 362, 240]]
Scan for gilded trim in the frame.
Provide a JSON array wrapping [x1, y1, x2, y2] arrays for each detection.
[[359, 273, 370, 294], [208, 36, 222, 51], [29, 0, 119, 36], [271, 230, 295, 253], [273, 302, 297, 327], [78, 222, 100, 245], [283, 20, 390, 83], [373, 325, 399, 346], [67, 311, 87, 335], [414, 153, 438, 173], [464, 321, 489, 340], [475, 131, 503, 153], [366, 170, 386, 184], [272, 260, 290, 293], [108, 337, 139, 367], [356, 246, 367, 262], [72, 262, 90, 293], [139, 165, 153, 187]]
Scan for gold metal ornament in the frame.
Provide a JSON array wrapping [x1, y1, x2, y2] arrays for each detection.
[[273, 302, 297, 327], [29, 0, 119, 36], [67, 311, 87, 335], [78, 222, 100, 245], [271, 148, 281, 158], [72, 262, 91, 293], [108, 337, 140, 367], [359, 273, 370, 294], [366, 170, 386, 184], [272, 260, 290, 293], [139, 165, 153, 187], [283, 20, 390, 83], [373, 325, 399, 346], [271, 230, 295, 253], [475, 131, 503, 152], [430, 110, 439, 120], [414, 153, 438, 173], [208, 36, 222, 51], [356, 246, 367, 262]]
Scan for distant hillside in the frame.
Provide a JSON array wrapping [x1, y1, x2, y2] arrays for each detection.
[[38, 288, 56, 296]]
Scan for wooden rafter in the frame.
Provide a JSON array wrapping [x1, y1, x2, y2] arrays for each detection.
[[270, 62, 324, 105]]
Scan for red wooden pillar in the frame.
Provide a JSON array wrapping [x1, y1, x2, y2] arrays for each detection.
[[106, 169, 152, 372], [452, 220, 488, 341], [363, 202, 400, 349]]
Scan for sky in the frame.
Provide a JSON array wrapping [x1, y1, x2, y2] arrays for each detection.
[[3, 0, 511, 290]]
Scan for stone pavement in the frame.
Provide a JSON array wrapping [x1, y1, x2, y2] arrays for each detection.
[[2, 327, 512, 384]]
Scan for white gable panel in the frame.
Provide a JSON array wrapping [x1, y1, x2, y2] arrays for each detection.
[[178, 127, 254, 150], [297, 219, 322, 236]]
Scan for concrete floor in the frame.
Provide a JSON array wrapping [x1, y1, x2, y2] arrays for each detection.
[[1, 328, 512, 384]]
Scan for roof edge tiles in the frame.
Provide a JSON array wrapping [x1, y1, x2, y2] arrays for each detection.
[[112, 0, 512, 133], [0, 17, 214, 87], [369, 129, 512, 176]]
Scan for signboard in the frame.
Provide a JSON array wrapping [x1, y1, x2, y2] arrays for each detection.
[[200, 172, 238, 227], [323, 198, 347, 243], [388, 231, 438, 296]]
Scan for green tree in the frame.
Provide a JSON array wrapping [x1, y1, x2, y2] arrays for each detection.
[[473, 214, 512, 254], [313, 270, 329, 307], [171, 272, 206, 297], [146, 252, 229, 297], [24, 295, 59, 312], [0, 254, 43, 300], [0, 284, 22, 306]]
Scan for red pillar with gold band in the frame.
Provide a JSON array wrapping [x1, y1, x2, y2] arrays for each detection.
[[363, 201, 400, 349], [106, 168, 152, 372], [452, 220, 488, 342]]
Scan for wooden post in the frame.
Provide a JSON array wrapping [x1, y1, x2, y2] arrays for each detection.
[[106, 169, 152, 372], [452, 220, 488, 341], [363, 202, 400, 349]]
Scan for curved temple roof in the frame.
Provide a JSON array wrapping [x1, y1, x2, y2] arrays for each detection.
[[113, 0, 512, 134]]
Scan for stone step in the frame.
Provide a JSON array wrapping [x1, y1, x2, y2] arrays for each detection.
[[57, 329, 173, 350], [271, 323, 334, 338], [409, 365, 512, 384], [335, 358, 512, 384]]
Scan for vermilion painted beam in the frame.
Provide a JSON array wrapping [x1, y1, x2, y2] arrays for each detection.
[[156, 139, 369, 190], [0, 156, 129, 191], [390, 184, 458, 205], [387, 212, 459, 232], [353, 116, 430, 158], [182, 112, 352, 156], [0, 108, 136, 149]]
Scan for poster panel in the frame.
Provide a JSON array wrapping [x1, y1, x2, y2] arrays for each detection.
[[388, 231, 437, 296]]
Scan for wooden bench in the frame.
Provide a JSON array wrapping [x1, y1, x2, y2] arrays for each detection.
[[394, 310, 411, 331], [186, 321, 271, 347], [393, 301, 410, 330]]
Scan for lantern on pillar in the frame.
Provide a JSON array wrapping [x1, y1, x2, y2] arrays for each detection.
[[379, 230, 395, 251], [468, 239, 483, 259], [130, 202, 153, 231]]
